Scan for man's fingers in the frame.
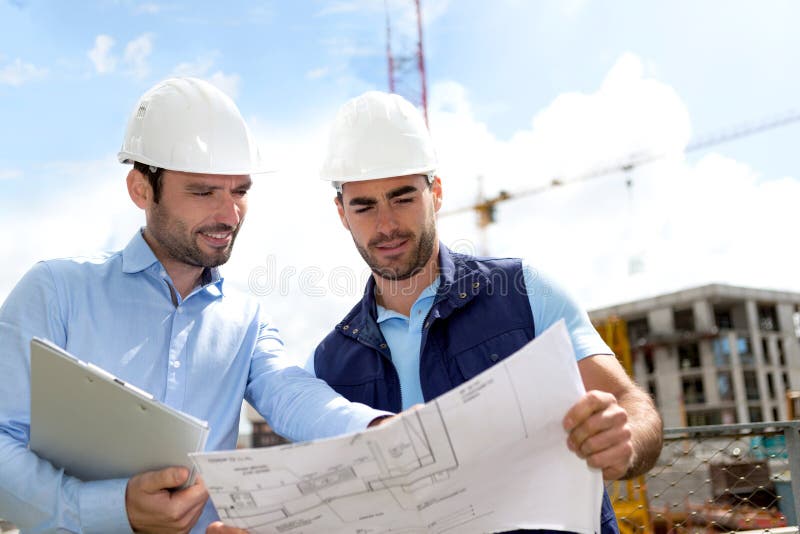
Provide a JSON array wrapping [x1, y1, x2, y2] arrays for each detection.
[[584, 440, 634, 478], [207, 521, 249, 534], [568, 403, 629, 454], [563, 390, 614, 431], [173, 478, 209, 507], [573, 421, 632, 458], [136, 466, 190, 493]]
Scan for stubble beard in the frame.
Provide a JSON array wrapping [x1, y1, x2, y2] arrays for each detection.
[[355, 218, 437, 282], [148, 203, 239, 269]]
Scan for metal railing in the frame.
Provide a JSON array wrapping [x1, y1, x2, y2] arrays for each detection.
[[610, 421, 800, 534]]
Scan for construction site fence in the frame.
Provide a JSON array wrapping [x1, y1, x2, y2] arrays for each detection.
[[610, 421, 800, 534]]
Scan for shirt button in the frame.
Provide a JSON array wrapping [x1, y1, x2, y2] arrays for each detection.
[[473, 282, 480, 289], [172, 360, 181, 368], [352, 328, 359, 334], [489, 353, 500, 362], [380, 343, 388, 349], [459, 292, 467, 299]]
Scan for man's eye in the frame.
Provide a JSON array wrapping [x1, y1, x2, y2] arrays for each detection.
[[354, 206, 373, 214], [193, 191, 213, 197]]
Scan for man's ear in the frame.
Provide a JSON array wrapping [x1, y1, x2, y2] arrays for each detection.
[[335, 196, 351, 231], [127, 169, 151, 209], [431, 175, 443, 213]]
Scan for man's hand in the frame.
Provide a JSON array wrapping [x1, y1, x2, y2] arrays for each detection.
[[368, 404, 423, 428], [563, 389, 634, 480], [207, 522, 248, 534], [126, 466, 209, 534]]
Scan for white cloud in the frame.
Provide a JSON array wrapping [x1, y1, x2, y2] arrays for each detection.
[[0, 157, 140, 301], [230, 52, 773, 356], [207, 71, 241, 99], [3, 52, 796, 361], [172, 54, 217, 77], [316, 1, 359, 17], [317, 0, 450, 26], [123, 33, 154, 80], [320, 37, 378, 58], [428, 54, 797, 311], [0, 57, 47, 86], [135, 2, 163, 14], [306, 67, 329, 80], [86, 33, 154, 79], [88, 34, 117, 74], [0, 169, 22, 180], [170, 53, 240, 98], [560, 0, 589, 18]]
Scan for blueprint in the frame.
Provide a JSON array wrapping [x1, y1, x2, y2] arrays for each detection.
[[191, 320, 603, 533]]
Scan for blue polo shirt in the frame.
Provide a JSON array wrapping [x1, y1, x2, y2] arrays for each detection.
[[309, 261, 611, 410]]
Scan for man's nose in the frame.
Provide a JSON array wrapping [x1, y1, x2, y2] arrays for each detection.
[[216, 193, 241, 227], [375, 205, 399, 235]]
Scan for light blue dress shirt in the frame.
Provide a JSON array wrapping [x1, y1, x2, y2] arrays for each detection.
[[309, 261, 612, 411], [0, 231, 386, 533]]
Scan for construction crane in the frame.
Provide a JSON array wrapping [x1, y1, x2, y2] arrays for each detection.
[[384, 0, 429, 124], [441, 109, 800, 255]]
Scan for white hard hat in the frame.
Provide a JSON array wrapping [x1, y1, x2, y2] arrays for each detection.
[[320, 91, 437, 190], [118, 77, 270, 175]]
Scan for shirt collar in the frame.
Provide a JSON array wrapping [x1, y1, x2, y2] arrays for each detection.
[[375, 278, 440, 323], [121, 229, 225, 296]]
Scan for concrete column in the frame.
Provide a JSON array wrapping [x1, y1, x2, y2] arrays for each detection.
[[776, 303, 800, 391], [701, 339, 719, 404], [730, 331, 749, 424], [744, 300, 771, 421], [768, 336, 788, 420], [632, 348, 648, 387], [650, 306, 681, 426], [693, 299, 715, 332], [649, 307, 674, 334], [654, 345, 682, 427], [777, 303, 797, 334]]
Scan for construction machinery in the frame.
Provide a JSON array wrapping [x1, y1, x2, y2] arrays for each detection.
[[595, 317, 653, 534]]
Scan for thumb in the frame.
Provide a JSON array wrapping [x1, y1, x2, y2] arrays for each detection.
[[207, 521, 249, 534], [138, 466, 189, 493]]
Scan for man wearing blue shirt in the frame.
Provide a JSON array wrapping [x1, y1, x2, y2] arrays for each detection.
[[308, 92, 663, 533], [0, 78, 388, 533]]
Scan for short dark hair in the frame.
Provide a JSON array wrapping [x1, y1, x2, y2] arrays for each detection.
[[133, 162, 164, 203]]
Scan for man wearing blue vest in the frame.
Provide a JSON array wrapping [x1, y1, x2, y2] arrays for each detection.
[[208, 92, 662, 534], [311, 91, 662, 534]]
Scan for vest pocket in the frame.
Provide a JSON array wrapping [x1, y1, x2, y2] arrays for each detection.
[[449, 328, 532, 381]]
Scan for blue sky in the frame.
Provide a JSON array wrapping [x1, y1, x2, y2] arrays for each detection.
[[2, 0, 799, 358]]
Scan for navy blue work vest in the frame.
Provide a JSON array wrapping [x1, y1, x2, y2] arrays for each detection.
[[314, 245, 619, 534]]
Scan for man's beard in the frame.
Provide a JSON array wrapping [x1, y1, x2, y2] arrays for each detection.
[[149, 205, 239, 268], [354, 221, 437, 281]]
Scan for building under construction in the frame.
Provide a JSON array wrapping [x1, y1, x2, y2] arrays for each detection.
[[590, 284, 800, 428]]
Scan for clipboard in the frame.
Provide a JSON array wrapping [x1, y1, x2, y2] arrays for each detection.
[[29, 337, 209, 488]]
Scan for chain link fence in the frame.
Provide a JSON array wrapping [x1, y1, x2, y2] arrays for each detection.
[[610, 422, 800, 534], [4, 423, 800, 533]]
